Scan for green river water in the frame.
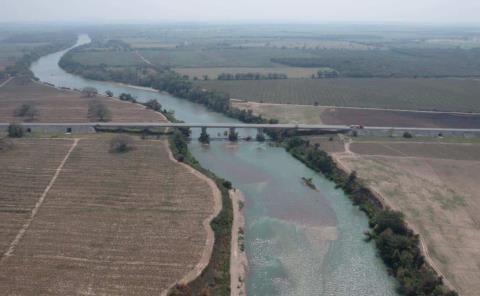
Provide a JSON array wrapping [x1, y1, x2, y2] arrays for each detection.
[[30, 35, 398, 296]]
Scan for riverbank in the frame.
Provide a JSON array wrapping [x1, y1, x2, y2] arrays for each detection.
[[169, 130, 233, 295], [229, 189, 248, 296], [284, 137, 458, 296]]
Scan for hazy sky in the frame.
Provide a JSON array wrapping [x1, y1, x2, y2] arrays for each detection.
[[2, 0, 480, 24]]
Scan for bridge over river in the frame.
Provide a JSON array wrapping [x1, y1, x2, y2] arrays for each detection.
[[1, 122, 480, 138]]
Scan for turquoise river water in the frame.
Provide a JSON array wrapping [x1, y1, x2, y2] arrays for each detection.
[[30, 35, 398, 296]]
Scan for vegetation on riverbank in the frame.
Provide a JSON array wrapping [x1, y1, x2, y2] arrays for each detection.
[[58, 40, 458, 296], [169, 129, 233, 296], [284, 137, 458, 296]]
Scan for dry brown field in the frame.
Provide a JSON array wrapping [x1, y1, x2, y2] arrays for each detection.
[[0, 136, 217, 295], [330, 138, 480, 296], [233, 101, 480, 128], [0, 77, 166, 123]]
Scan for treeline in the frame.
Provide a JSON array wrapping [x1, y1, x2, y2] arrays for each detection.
[[217, 72, 287, 80], [271, 47, 480, 78], [284, 137, 458, 296], [60, 47, 281, 124], [168, 129, 233, 296], [4, 39, 76, 78]]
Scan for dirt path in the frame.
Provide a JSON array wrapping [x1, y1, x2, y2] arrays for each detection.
[[0, 77, 13, 88], [161, 140, 222, 296], [230, 189, 248, 296], [135, 51, 154, 66], [0, 138, 79, 264]]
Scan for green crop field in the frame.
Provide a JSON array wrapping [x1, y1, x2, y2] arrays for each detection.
[[71, 50, 143, 66], [196, 78, 480, 112], [137, 47, 317, 67]]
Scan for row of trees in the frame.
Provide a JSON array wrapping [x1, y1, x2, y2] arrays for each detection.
[[217, 72, 287, 80]]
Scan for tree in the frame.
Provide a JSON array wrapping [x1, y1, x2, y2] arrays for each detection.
[[105, 90, 114, 97], [144, 99, 162, 111], [110, 134, 134, 153], [14, 103, 39, 121], [8, 123, 24, 138], [81, 87, 98, 97], [88, 100, 111, 122], [119, 93, 136, 102]]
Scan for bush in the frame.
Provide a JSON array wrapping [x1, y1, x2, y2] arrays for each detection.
[[88, 100, 111, 122], [110, 134, 134, 153], [105, 90, 114, 97], [144, 99, 162, 111], [8, 123, 25, 138], [14, 103, 39, 121], [119, 93, 136, 103], [81, 86, 98, 97], [403, 131, 413, 138]]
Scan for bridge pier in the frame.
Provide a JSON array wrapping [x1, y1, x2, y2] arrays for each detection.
[[256, 128, 266, 141], [199, 126, 210, 143], [228, 127, 238, 142]]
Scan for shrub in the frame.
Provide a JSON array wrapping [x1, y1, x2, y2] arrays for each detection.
[[81, 86, 98, 97], [88, 100, 111, 122], [403, 131, 413, 138], [14, 103, 39, 121], [105, 90, 114, 97], [110, 134, 134, 153], [144, 99, 162, 111], [119, 93, 136, 102], [8, 123, 24, 138]]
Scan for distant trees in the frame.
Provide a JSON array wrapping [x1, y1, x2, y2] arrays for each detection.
[[217, 72, 287, 80], [105, 90, 114, 97], [81, 87, 98, 97], [110, 134, 134, 153], [8, 123, 25, 138], [14, 102, 39, 121], [88, 100, 111, 122]]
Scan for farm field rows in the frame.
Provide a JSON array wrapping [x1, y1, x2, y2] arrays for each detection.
[[0, 136, 217, 295], [0, 138, 73, 258], [199, 78, 480, 112], [0, 77, 166, 123], [233, 101, 480, 128], [329, 138, 480, 296], [137, 47, 317, 67]]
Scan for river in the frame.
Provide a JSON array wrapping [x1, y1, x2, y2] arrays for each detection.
[[30, 35, 398, 296]]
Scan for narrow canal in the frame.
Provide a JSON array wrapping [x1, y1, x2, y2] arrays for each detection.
[[30, 35, 398, 296]]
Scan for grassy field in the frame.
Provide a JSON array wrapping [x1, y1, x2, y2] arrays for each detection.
[[0, 77, 166, 123], [328, 138, 480, 296], [200, 78, 480, 112], [71, 50, 143, 66], [0, 135, 218, 295], [233, 101, 480, 128]]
